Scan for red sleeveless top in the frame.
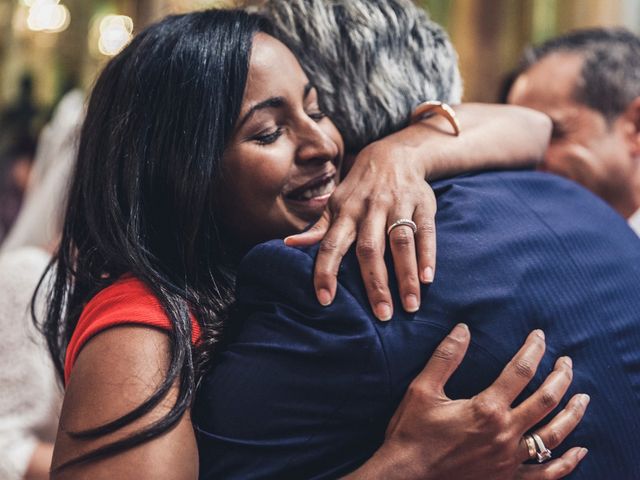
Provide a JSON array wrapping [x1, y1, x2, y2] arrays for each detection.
[[64, 276, 201, 384]]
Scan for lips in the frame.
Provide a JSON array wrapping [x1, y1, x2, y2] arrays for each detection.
[[285, 171, 336, 201]]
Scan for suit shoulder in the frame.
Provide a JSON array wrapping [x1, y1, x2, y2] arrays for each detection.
[[433, 170, 635, 248], [239, 239, 316, 279], [236, 239, 371, 331]]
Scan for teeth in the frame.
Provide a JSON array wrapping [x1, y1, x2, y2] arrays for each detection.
[[299, 178, 335, 200]]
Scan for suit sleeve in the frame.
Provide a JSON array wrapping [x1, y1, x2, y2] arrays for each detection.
[[194, 240, 391, 480]]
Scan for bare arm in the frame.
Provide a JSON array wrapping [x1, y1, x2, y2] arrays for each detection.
[[388, 103, 552, 180], [51, 326, 198, 479]]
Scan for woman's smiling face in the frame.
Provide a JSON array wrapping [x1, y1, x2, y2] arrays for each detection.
[[219, 33, 344, 247]]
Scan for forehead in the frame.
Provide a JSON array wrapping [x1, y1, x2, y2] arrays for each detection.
[[509, 52, 584, 116], [243, 33, 308, 103]]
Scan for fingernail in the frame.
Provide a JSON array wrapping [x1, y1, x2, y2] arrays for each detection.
[[376, 302, 392, 321], [534, 329, 545, 340], [318, 289, 332, 306], [452, 323, 469, 340], [579, 393, 591, 406], [404, 294, 419, 312], [563, 356, 573, 368], [422, 267, 434, 283], [577, 448, 588, 460]]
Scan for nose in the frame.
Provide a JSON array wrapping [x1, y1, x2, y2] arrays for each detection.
[[295, 117, 339, 165]]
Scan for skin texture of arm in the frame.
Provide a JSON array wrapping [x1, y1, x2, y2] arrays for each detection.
[[386, 103, 552, 181], [51, 326, 198, 480]]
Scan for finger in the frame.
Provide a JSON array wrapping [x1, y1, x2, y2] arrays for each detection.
[[488, 330, 546, 405], [357, 213, 393, 320], [410, 324, 470, 397], [413, 201, 437, 284], [387, 210, 420, 313], [516, 393, 590, 463], [514, 356, 574, 432], [285, 210, 331, 247], [313, 215, 356, 306], [515, 447, 588, 480]]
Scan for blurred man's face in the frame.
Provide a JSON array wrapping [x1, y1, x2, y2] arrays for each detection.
[[508, 52, 640, 217]]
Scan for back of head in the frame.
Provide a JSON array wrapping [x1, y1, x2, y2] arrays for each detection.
[[520, 28, 640, 121], [255, 0, 462, 152]]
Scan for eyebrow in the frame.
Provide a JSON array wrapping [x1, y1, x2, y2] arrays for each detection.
[[237, 83, 315, 128]]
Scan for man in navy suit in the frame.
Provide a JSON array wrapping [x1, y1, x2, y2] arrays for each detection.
[[195, 1, 640, 478]]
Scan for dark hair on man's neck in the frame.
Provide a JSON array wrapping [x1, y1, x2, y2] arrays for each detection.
[[32, 8, 268, 469], [520, 28, 640, 122]]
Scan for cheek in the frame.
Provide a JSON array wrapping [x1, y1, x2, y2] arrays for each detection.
[[590, 135, 631, 173], [544, 142, 594, 179], [220, 144, 297, 244], [226, 146, 290, 205], [544, 144, 574, 175]]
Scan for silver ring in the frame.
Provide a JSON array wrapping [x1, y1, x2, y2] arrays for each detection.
[[387, 218, 417, 236], [531, 433, 552, 463]]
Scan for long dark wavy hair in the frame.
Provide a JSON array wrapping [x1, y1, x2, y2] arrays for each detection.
[[34, 9, 268, 469]]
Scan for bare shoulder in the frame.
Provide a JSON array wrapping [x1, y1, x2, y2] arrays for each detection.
[[52, 326, 198, 479]]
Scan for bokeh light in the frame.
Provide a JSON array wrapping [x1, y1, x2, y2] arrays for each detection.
[[25, 0, 70, 34], [97, 15, 134, 56]]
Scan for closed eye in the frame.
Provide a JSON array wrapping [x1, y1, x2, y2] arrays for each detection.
[[252, 127, 284, 146], [307, 111, 326, 121]]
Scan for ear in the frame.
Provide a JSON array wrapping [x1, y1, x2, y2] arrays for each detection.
[[620, 96, 640, 155]]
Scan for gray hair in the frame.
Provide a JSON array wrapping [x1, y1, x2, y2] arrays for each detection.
[[521, 28, 640, 122], [251, 0, 462, 152]]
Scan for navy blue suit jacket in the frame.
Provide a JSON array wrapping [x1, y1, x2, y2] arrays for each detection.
[[194, 171, 640, 479]]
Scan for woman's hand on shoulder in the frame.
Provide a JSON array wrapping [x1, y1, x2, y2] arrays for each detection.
[[346, 326, 589, 480], [51, 326, 198, 479], [284, 103, 553, 323], [286, 138, 435, 321]]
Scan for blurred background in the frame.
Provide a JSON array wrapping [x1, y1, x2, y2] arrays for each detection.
[[0, 0, 638, 242]]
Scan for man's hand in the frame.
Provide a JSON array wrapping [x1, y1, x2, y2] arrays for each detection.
[[347, 325, 589, 480]]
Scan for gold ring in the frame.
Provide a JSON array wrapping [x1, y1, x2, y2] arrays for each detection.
[[387, 219, 418, 236]]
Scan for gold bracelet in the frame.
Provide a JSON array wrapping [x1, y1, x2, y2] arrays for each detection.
[[410, 100, 460, 136]]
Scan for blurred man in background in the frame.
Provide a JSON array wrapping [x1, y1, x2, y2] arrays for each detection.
[[508, 28, 640, 235]]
